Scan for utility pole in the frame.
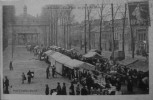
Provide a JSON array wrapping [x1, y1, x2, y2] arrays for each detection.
[[122, 4, 127, 59], [130, 26, 134, 58], [67, 14, 69, 49], [51, 8, 53, 46], [87, 7, 91, 50], [12, 24, 14, 60], [111, 3, 115, 62], [64, 17, 66, 48], [128, 11, 134, 58], [53, 14, 56, 45], [49, 9, 51, 46], [68, 10, 71, 49], [55, 11, 58, 46], [84, 4, 87, 53], [99, 4, 103, 51]]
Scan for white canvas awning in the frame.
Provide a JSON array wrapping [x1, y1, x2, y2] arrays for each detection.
[[44, 50, 56, 56], [127, 60, 148, 72], [117, 58, 138, 66], [79, 63, 95, 71], [48, 52, 64, 65], [65, 59, 85, 69], [83, 51, 102, 58], [56, 55, 72, 64], [65, 59, 95, 71], [51, 52, 64, 60]]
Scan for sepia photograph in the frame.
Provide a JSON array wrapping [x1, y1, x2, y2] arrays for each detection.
[[1, 0, 152, 99]]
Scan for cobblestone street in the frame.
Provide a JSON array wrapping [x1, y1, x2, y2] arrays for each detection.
[[3, 45, 73, 95]]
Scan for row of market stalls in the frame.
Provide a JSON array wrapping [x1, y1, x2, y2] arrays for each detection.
[[44, 50, 96, 75], [32, 44, 149, 73]]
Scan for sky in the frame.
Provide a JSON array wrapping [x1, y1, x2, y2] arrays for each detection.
[[1, 0, 148, 22]]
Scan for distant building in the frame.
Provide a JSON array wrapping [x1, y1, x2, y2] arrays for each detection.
[[133, 26, 149, 54], [86, 18, 130, 52], [14, 5, 42, 45]]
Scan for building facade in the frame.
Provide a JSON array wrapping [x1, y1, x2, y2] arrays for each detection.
[[13, 6, 42, 45]]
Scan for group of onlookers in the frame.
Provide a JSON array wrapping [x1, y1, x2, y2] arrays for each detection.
[[21, 70, 34, 84], [46, 65, 56, 79]]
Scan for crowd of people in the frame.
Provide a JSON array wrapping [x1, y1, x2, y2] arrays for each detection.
[[26, 44, 149, 95], [2, 44, 149, 95], [45, 81, 118, 95]]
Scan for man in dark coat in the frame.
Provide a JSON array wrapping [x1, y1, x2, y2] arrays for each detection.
[[116, 78, 121, 91], [4, 76, 9, 94], [69, 83, 75, 95], [9, 61, 13, 71], [127, 76, 133, 93], [86, 75, 93, 94], [56, 82, 61, 95], [27, 70, 32, 84], [61, 82, 67, 95], [81, 85, 87, 95], [52, 65, 56, 78], [45, 84, 49, 95], [46, 66, 50, 79]]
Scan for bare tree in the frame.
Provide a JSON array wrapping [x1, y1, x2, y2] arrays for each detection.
[[64, 5, 74, 49], [97, 4, 106, 51], [119, 4, 127, 55], [87, 4, 95, 50], [112, 4, 122, 51]]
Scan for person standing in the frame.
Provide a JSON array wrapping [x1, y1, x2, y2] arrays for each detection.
[[116, 78, 121, 91], [61, 82, 67, 95], [85, 85, 89, 95], [90, 87, 94, 95], [9, 61, 13, 71], [45, 84, 49, 95], [21, 72, 26, 84], [27, 70, 32, 84], [81, 85, 87, 95], [69, 83, 75, 95], [56, 82, 61, 95], [46, 65, 50, 79], [76, 84, 80, 95], [4, 76, 9, 94], [127, 76, 133, 93], [52, 65, 56, 78]]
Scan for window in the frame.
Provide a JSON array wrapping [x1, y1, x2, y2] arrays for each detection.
[[120, 34, 122, 40], [144, 33, 146, 41], [139, 34, 141, 41]]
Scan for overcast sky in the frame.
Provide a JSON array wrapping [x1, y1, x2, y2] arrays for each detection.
[[1, 0, 147, 22]]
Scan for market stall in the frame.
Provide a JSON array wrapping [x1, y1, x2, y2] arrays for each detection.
[[127, 60, 148, 72], [48, 52, 64, 66], [117, 57, 138, 66], [65, 59, 85, 69], [79, 63, 95, 71], [89, 49, 101, 54], [44, 50, 56, 57], [55, 55, 72, 75], [44, 50, 56, 63]]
